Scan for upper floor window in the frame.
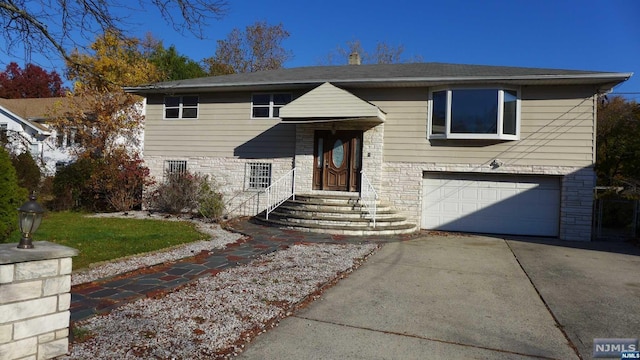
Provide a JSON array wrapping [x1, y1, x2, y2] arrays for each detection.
[[164, 95, 198, 119], [55, 129, 82, 149], [252, 93, 291, 118], [0, 123, 7, 143], [56, 132, 64, 148], [429, 88, 520, 140]]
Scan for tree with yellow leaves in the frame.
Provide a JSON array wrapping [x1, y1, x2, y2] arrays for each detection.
[[51, 30, 162, 159], [67, 30, 164, 91], [48, 31, 160, 211]]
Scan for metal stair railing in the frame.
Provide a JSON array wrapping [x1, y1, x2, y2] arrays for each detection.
[[265, 168, 296, 220], [359, 171, 378, 227], [222, 191, 262, 218]]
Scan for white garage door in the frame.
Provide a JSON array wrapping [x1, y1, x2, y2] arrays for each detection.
[[422, 173, 560, 237]]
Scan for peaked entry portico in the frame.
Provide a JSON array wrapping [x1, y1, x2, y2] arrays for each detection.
[[279, 82, 386, 195], [313, 130, 362, 192]]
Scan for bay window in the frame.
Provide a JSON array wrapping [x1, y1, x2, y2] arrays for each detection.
[[428, 88, 520, 140]]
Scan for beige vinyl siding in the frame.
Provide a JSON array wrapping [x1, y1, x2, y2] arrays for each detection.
[[144, 85, 598, 167], [280, 82, 381, 118], [145, 92, 296, 158], [352, 85, 597, 167]]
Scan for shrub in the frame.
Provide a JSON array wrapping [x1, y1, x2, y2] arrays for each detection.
[[51, 152, 153, 212], [150, 171, 200, 214], [150, 170, 224, 219], [51, 158, 96, 211], [11, 152, 42, 193], [89, 151, 153, 212], [197, 177, 224, 221], [0, 148, 28, 242]]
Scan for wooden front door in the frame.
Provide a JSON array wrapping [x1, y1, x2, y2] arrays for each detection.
[[313, 130, 362, 192]]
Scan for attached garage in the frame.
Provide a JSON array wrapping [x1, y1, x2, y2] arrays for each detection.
[[422, 173, 561, 237]]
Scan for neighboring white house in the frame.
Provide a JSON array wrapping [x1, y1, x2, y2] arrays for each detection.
[[1, 96, 146, 175], [128, 62, 632, 241], [0, 97, 78, 174]]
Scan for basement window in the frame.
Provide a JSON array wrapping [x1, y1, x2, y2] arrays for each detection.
[[164, 160, 187, 176], [246, 162, 272, 190]]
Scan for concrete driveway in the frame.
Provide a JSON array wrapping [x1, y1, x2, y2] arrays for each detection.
[[238, 234, 640, 359], [506, 237, 640, 358]]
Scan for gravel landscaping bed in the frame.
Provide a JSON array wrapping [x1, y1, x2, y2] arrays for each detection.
[[63, 242, 378, 359]]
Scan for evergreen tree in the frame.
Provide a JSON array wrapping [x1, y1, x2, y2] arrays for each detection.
[[0, 148, 28, 242], [147, 44, 207, 81], [11, 152, 42, 193]]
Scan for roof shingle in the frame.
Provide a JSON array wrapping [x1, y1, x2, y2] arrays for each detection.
[[126, 62, 632, 93]]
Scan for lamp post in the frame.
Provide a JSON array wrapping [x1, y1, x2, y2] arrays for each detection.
[[17, 194, 45, 249]]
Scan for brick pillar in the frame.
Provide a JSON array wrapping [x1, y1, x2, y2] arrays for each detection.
[[0, 242, 78, 360]]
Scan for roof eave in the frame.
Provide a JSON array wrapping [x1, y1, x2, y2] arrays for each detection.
[[0, 106, 51, 135], [125, 72, 633, 94]]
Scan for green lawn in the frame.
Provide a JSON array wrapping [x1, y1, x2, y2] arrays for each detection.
[[7, 212, 209, 270]]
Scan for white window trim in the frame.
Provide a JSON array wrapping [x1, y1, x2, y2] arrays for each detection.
[[428, 86, 521, 141], [163, 95, 199, 120], [250, 93, 291, 119]]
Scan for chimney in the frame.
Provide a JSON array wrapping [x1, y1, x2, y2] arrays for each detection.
[[348, 51, 361, 65]]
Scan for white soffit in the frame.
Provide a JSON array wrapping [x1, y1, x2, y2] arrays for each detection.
[[279, 82, 386, 122]]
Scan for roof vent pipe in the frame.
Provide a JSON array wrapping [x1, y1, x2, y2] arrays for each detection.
[[348, 52, 361, 65]]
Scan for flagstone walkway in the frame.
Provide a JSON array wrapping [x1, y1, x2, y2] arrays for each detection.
[[70, 218, 421, 322]]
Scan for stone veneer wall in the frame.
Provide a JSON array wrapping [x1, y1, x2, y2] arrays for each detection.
[[145, 123, 385, 215], [144, 156, 295, 216], [560, 167, 596, 241], [0, 242, 78, 359], [294, 122, 384, 194], [381, 162, 595, 241]]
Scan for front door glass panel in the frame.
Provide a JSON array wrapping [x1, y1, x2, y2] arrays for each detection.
[[354, 137, 361, 169], [317, 138, 323, 168], [332, 139, 344, 167]]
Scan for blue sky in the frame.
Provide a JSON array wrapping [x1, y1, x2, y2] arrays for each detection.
[[140, 0, 640, 97], [6, 0, 640, 98]]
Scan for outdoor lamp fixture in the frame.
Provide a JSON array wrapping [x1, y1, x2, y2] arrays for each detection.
[[17, 194, 45, 249]]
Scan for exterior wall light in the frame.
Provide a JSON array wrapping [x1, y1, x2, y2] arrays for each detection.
[[17, 194, 45, 249], [490, 159, 504, 169]]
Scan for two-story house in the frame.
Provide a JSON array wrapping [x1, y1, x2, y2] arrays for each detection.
[[127, 62, 631, 241]]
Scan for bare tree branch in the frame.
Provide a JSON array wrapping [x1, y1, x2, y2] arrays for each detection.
[[203, 21, 292, 74], [319, 39, 423, 65], [0, 0, 227, 62]]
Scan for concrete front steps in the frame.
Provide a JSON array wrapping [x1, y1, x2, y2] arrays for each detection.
[[255, 193, 417, 236]]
